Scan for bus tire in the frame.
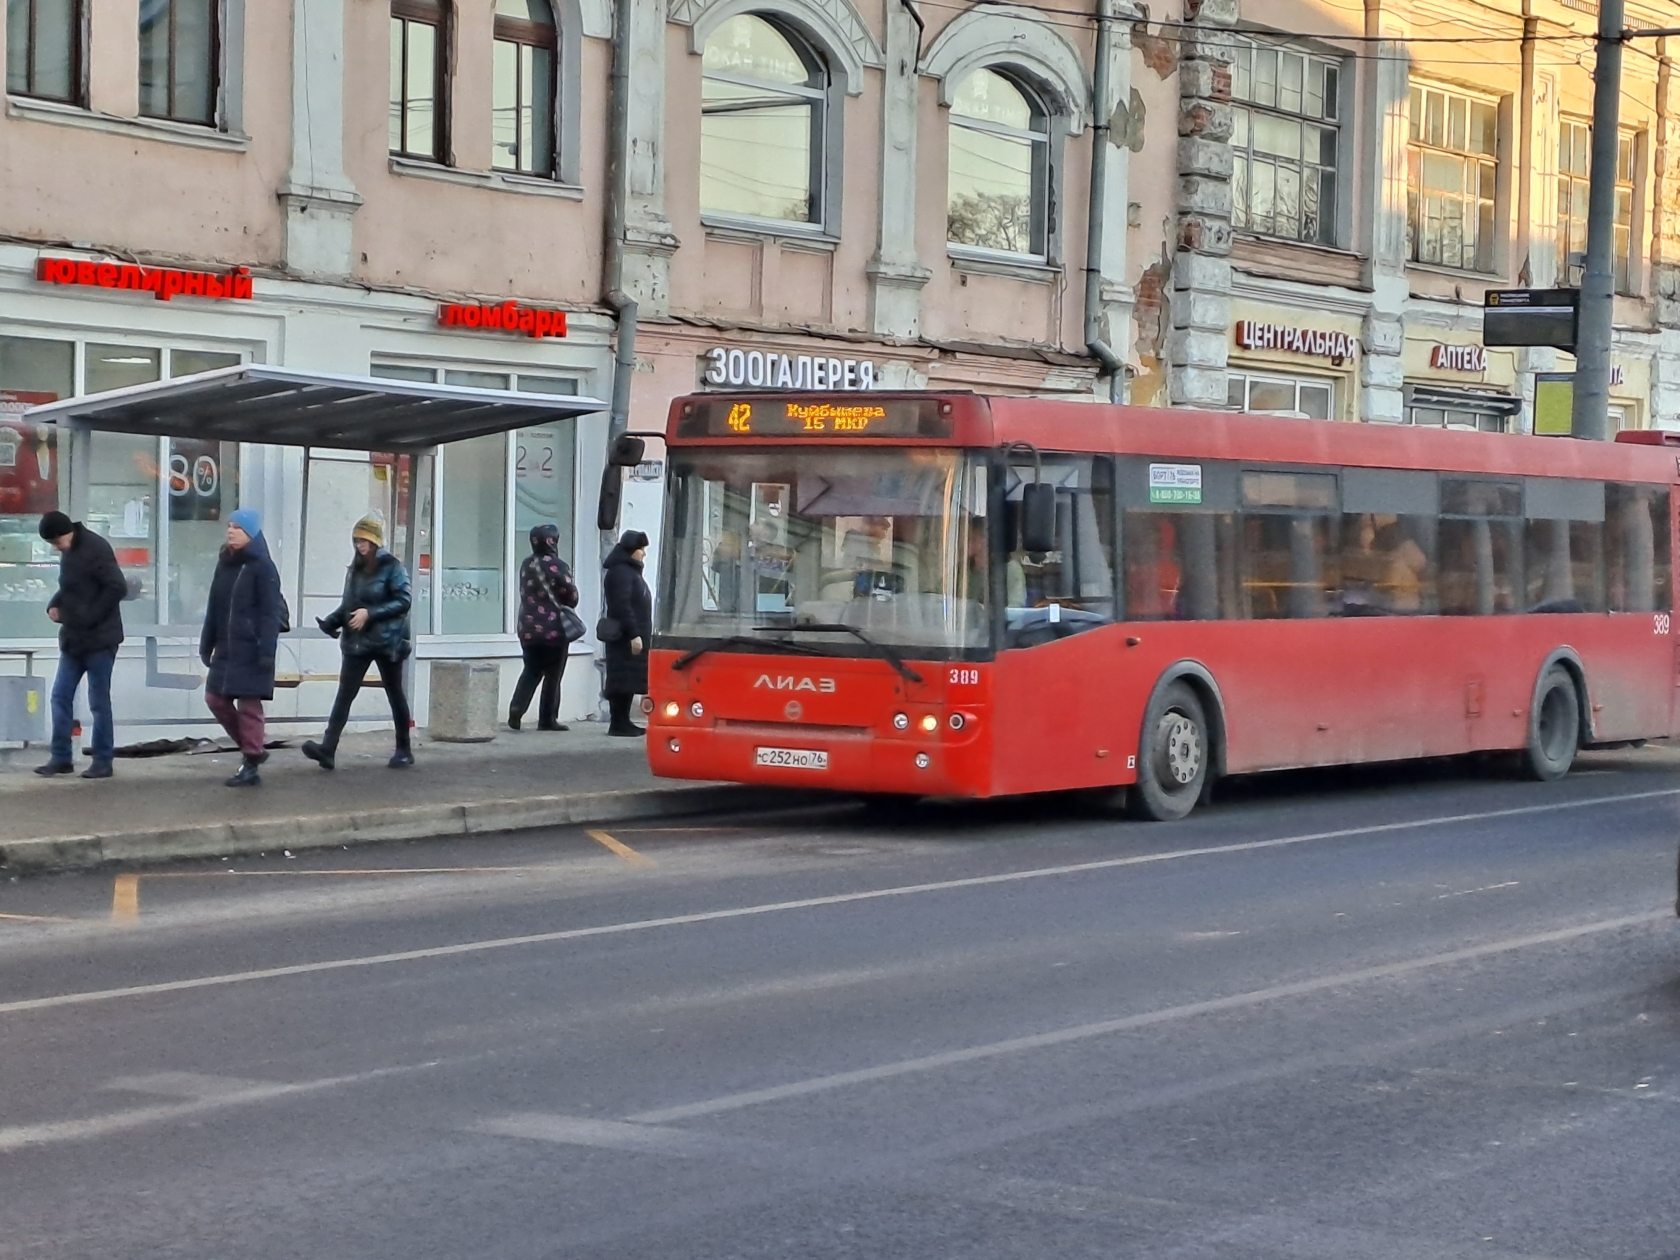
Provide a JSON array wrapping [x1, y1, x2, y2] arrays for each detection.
[[1130, 681, 1209, 822], [1524, 666, 1580, 782]]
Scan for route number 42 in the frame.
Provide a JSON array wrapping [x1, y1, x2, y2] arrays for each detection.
[[1656, 613, 1671, 636]]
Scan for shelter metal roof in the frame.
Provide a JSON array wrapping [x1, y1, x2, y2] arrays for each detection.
[[23, 365, 608, 453]]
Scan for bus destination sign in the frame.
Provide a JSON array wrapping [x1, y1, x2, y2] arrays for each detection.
[[676, 398, 954, 439]]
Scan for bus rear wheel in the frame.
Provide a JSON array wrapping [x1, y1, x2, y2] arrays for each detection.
[[1130, 682, 1209, 822], [1524, 667, 1580, 782]]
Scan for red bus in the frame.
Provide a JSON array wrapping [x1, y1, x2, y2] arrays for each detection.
[[637, 392, 1675, 819]]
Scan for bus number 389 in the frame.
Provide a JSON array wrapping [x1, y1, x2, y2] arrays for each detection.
[[950, 668, 980, 686]]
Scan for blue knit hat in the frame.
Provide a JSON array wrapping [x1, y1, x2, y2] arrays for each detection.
[[228, 507, 262, 538]]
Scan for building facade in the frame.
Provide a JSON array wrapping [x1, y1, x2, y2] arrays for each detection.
[[0, 0, 1675, 739]]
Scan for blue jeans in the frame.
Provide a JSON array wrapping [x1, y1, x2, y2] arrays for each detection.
[[51, 648, 116, 765]]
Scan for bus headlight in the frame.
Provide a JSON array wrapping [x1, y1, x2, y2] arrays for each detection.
[[662, 700, 681, 719], [949, 713, 966, 731], [918, 714, 939, 733], [689, 701, 705, 718], [892, 712, 909, 730]]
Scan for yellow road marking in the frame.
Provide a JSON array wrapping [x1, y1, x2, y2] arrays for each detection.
[[111, 875, 139, 924], [586, 829, 655, 868]]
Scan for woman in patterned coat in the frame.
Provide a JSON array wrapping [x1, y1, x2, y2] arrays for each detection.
[[509, 523, 579, 731]]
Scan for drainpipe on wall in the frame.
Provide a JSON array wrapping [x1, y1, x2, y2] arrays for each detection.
[[602, 0, 638, 479], [1083, 0, 1127, 403]]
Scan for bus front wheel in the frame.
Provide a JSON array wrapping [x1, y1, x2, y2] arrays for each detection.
[[1131, 681, 1209, 822], [1524, 667, 1580, 782]]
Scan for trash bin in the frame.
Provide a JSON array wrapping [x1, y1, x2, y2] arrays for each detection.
[[0, 674, 46, 744], [428, 660, 500, 743]]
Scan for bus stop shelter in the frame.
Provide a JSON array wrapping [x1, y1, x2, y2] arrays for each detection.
[[23, 365, 606, 706]]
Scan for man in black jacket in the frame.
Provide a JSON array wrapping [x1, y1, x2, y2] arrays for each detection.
[[36, 510, 127, 779]]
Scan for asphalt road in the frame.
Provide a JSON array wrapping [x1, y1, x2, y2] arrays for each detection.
[[3, 751, 1679, 1259]]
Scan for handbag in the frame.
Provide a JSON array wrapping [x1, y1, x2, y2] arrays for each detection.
[[530, 558, 587, 644], [596, 615, 623, 643]]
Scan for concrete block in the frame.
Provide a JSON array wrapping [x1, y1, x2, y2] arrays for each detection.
[[1178, 99, 1232, 141], [429, 660, 501, 743], [1360, 385, 1406, 424], [1177, 175, 1232, 217], [1166, 328, 1230, 370], [1171, 289, 1231, 332], [1361, 311, 1404, 356], [1171, 252, 1231, 292], [1177, 136, 1233, 179], [1359, 353, 1406, 390], [1170, 365, 1231, 407]]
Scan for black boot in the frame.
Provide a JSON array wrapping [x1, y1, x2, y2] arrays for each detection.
[[388, 748, 414, 769], [301, 740, 336, 770], [226, 759, 262, 787], [34, 760, 73, 776], [507, 707, 522, 731], [606, 694, 643, 737]]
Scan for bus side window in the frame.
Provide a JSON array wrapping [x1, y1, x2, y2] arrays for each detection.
[[1122, 510, 1241, 621], [1523, 478, 1605, 613], [1605, 483, 1670, 612], [1239, 470, 1339, 620], [1339, 514, 1436, 615], [1439, 479, 1522, 615]]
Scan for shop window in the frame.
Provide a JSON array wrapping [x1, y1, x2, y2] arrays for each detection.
[[1407, 84, 1498, 272], [1227, 372, 1334, 419], [439, 433, 507, 634], [391, 0, 449, 162], [139, 0, 217, 125], [169, 349, 240, 377], [947, 66, 1051, 258], [1605, 483, 1670, 613], [1557, 122, 1637, 294], [1229, 35, 1340, 246], [492, 0, 557, 177], [0, 336, 71, 639], [7, 0, 82, 103], [85, 433, 158, 624], [700, 13, 828, 226], [85, 344, 161, 395], [443, 369, 510, 389], [514, 420, 576, 569], [371, 363, 439, 384], [1438, 479, 1522, 615], [517, 374, 577, 395]]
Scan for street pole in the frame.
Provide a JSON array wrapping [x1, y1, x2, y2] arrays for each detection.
[[1569, 0, 1624, 441]]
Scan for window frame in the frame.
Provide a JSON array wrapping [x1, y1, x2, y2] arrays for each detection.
[[1226, 370, 1337, 419], [1228, 33, 1344, 249], [6, 0, 85, 104], [698, 12, 834, 234], [390, 0, 451, 165], [492, 0, 559, 179], [945, 65, 1055, 262], [1406, 82, 1501, 274], [137, 0, 220, 126], [1556, 120, 1639, 295]]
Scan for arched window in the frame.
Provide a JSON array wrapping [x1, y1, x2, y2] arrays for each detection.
[[7, 0, 83, 103], [700, 13, 827, 225], [946, 67, 1049, 258], [493, 0, 558, 176], [390, 0, 448, 161]]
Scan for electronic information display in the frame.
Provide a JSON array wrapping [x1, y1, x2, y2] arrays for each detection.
[[675, 398, 954, 440]]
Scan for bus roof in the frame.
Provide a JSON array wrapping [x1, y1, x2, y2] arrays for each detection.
[[668, 392, 1680, 484]]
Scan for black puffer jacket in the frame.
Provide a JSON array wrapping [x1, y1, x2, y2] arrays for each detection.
[[602, 540, 653, 697], [48, 524, 127, 658], [320, 549, 412, 660], [200, 534, 283, 700]]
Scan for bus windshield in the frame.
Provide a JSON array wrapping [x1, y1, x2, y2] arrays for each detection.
[[661, 447, 990, 655]]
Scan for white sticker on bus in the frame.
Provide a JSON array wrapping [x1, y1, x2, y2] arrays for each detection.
[[1149, 463, 1203, 505]]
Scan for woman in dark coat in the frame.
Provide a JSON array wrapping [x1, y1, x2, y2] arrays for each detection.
[[200, 508, 283, 787], [601, 529, 653, 737], [509, 523, 579, 731], [302, 515, 415, 770]]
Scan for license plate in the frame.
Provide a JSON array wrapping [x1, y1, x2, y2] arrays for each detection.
[[754, 746, 829, 770]]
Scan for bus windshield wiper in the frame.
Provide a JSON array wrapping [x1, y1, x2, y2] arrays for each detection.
[[671, 635, 827, 671], [753, 624, 924, 684]]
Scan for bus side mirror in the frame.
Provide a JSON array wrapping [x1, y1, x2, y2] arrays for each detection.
[[608, 435, 646, 467], [597, 465, 625, 532], [1021, 484, 1057, 553]]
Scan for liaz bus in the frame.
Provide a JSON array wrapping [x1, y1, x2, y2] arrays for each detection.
[[626, 392, 1675, 820]]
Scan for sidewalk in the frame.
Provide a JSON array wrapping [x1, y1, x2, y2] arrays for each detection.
[[0, 726, 801, 873]]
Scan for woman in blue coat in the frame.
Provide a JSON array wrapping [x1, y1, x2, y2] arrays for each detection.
[[302, 515, 415, 770], [201, 508, 284, 787]]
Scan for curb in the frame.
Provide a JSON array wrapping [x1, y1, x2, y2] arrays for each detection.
[[0, 783, 812, 874]]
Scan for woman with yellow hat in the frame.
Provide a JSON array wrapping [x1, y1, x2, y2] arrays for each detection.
[[302, 514, 414, 769]]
